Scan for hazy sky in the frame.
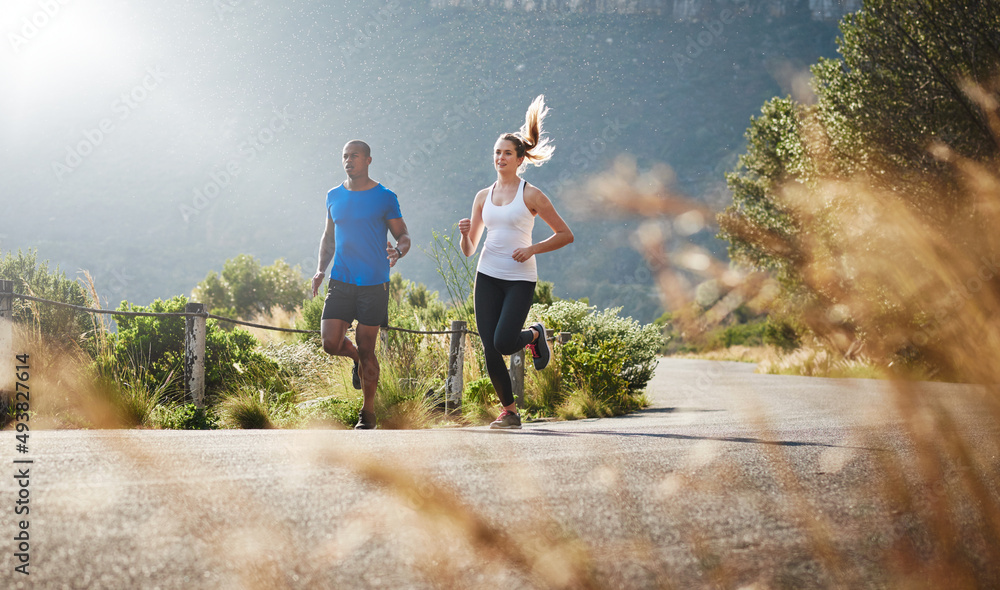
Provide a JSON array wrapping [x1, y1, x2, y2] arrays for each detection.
[[1, 1, 838, 320]]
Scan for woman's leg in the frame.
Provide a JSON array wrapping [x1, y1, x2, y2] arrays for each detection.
[[475, 273, 539, 409], [474, 273, 516, 408], [492, 281, 537, 356]]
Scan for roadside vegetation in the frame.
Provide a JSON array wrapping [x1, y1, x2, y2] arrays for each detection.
[[638, 1, 1000, 384], [1, 238, 664, 431]]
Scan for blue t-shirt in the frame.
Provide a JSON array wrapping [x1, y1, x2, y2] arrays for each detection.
[[326, 182, 402, 286]]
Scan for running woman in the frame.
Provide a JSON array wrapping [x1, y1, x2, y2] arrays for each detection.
[[458, 95, 574, 430]]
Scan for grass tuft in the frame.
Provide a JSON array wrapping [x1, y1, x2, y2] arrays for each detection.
[[217, 387, 274, 429]]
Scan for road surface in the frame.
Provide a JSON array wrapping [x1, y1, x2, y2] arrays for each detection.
[[2, 358, 998, 589]]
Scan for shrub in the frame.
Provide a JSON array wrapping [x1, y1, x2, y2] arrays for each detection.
[[536, 300, 592, 333], [709, 320, 768, 349], [529, 300, 665, 417], [763, 318, 801, 351], [386, 298, 432, 368], [387, 273, 449, 332], [560, 339, 629, 408], [522, 344, 564, 416], [537, 300, 664, 394], [103, 295, 288, 398], [296, 289, 325, 341], [304, 396, 362, 429], [153, 403, 219, 430], [533, 280, 556, 305], [461, 377, 497, 425]]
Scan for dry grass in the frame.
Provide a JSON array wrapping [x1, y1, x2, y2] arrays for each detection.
[[673, 345, 779, 364], [756, 345, 886, 379], [243, 305, 305, 345], [573, 88, 1000, 587]]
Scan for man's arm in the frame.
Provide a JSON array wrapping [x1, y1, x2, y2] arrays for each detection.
[[312, 214, 336, 297], [386, 217, 410, 268]]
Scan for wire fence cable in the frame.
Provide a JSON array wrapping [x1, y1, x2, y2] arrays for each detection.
[[10, 293, 478, 336]]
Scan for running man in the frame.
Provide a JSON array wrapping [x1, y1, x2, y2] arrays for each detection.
[[312, 140, 410, 430], [458, 95, 574, 429]]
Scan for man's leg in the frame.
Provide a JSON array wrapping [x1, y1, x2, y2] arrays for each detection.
[[321, 319, 359, 362], [354, 323, 381, 415]]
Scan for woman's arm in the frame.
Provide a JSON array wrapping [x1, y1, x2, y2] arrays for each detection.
[[512, 185, 574, 262], [458, 189, 489, 257]]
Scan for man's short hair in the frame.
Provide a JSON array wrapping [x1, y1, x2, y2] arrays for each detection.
[[345, 140, 371, 157]]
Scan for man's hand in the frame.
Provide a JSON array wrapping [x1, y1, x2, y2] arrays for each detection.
[[387, 241, 401, 268], [311, 272, 325, 298]]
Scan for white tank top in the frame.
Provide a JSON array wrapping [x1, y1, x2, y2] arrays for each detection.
[[477, 179, 537, 282]]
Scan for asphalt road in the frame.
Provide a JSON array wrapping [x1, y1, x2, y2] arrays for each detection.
[[3, 358, 999, 589]]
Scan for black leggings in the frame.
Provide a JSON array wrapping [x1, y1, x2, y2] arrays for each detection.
[[474, 272, 536, 408]]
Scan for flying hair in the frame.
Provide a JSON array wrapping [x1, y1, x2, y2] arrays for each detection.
[[499, 94, 555, 173]]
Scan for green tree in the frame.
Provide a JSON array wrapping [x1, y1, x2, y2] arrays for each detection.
[[718, 97, 809, 279], [193, 255, 309, 319], [813, 1, 1000, 177], [0, 248, 93, 343], [721, 0, 1000, 281], [718, 0, 1000, 368]]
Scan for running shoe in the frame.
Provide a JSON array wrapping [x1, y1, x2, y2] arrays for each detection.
[[352, 360, 362, 390], [490, 409, 522, 430], [355, 409, 376, 430], [526, 322, 550, 370]]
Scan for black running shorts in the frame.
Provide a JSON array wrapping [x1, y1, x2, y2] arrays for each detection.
[[321, 279, 390, 327]]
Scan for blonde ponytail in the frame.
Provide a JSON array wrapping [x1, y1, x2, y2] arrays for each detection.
[[499, 94, 555, 173]]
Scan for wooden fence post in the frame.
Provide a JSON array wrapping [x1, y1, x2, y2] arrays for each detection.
[[0, 280, 12, 398], [559, 332, 571, 344], [445, 320, 465, 414], [510, 350, 525, 408], [184, 302, 207, 407]]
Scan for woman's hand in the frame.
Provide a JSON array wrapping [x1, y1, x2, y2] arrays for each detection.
[[511, 246, 535, 263]]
